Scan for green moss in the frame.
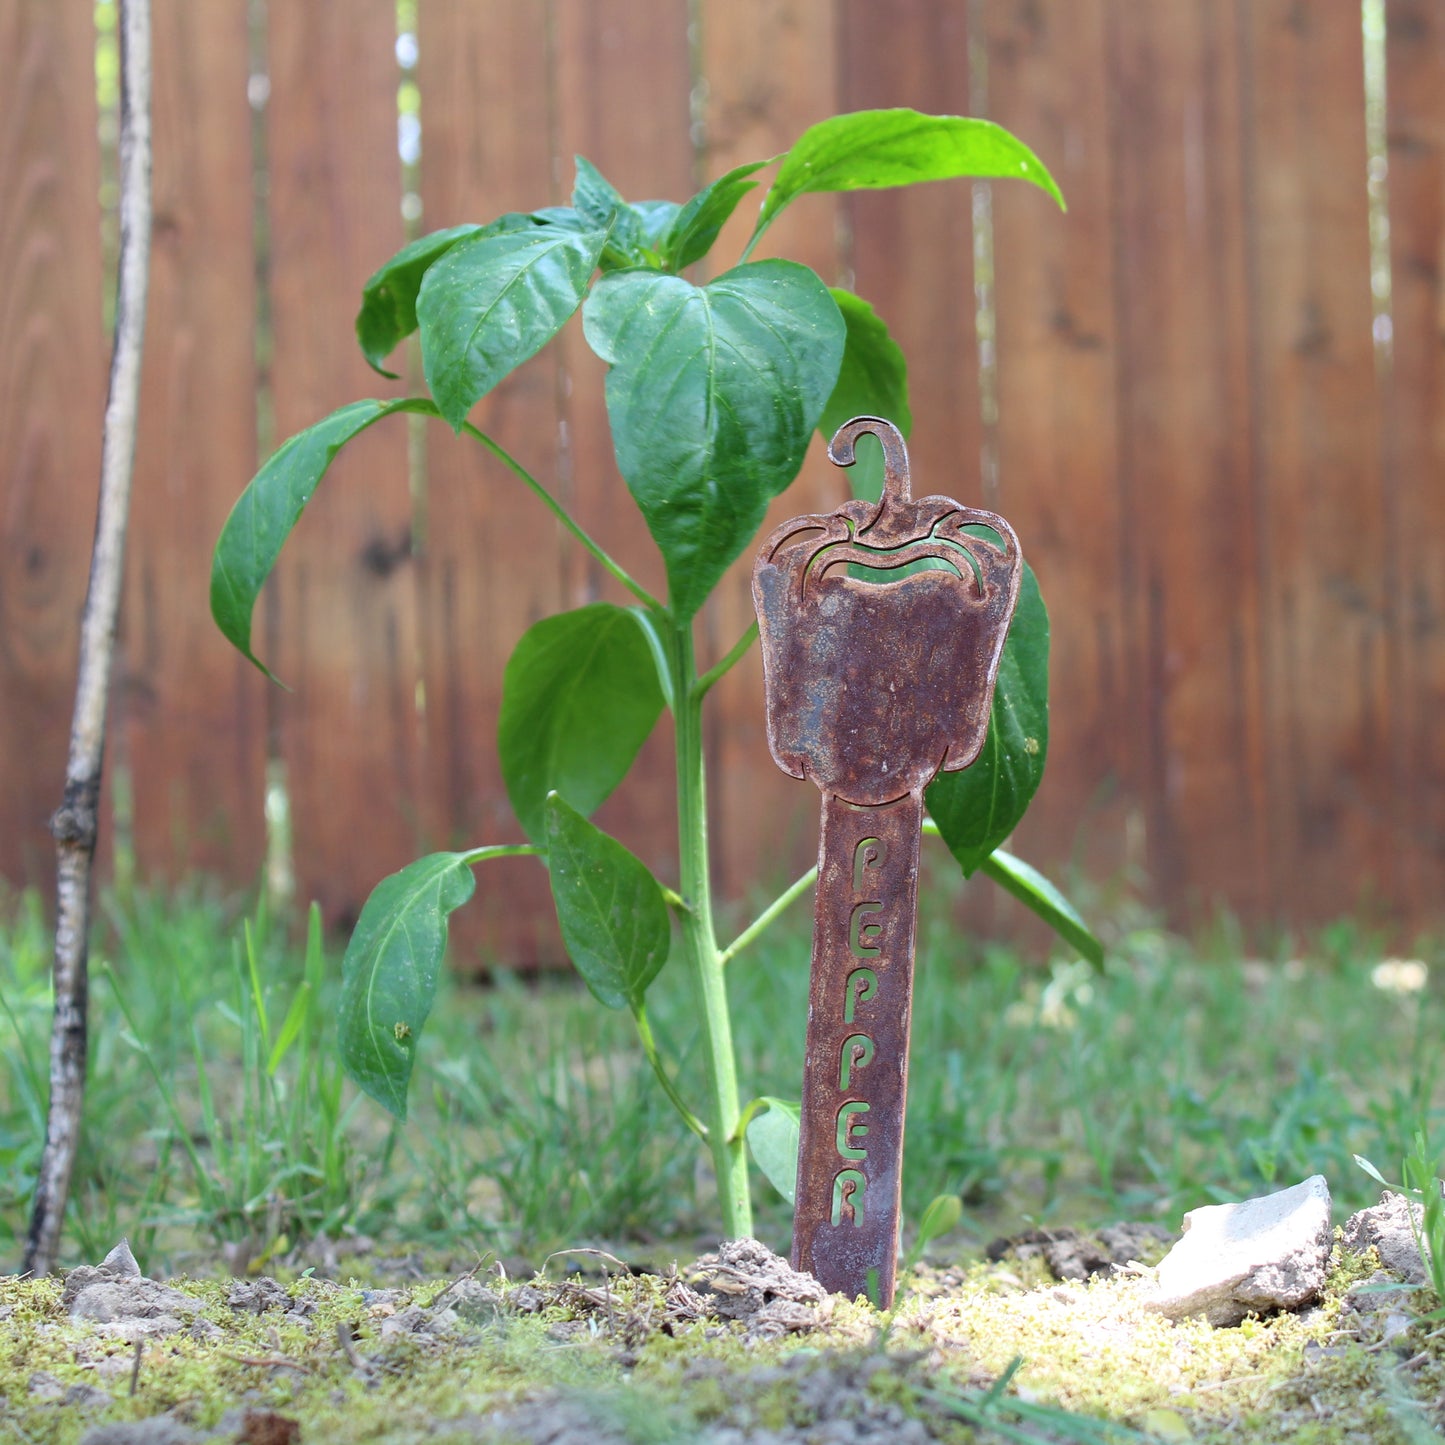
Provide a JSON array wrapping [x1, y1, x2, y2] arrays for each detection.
[[2, 1246, 1443, 1443]]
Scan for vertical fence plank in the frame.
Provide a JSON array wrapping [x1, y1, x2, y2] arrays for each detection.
[[117, 0, 265, 883], [1384, 0, 1445, 913], [839, 0, 980, 510], [1243, 3, 1391, 920], [552, 0, 688, 616], [700, 0, 844, 916], [1102, 0, 1270, 916], [549, 0, 692, 892], [982, 0, 1132, 885], [415, 0, 566, 962], [265, 0, 420, 930], [834, 2, 1007, 931], [0, 1, 107, 891]]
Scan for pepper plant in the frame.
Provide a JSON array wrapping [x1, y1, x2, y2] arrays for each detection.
[[210, 108, 1100, 1241]]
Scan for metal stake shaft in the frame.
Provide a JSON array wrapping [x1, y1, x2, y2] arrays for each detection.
[[791, 787, 923, 1307]]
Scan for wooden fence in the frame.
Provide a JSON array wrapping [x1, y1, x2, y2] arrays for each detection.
[[4, 0, 1442, 959]]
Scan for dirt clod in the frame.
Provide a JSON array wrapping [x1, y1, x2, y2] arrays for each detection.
[[508, 1284, 548, 1314], [28, 1369, 112, 1409], [62, 1238, 144, 1309], [1342, 1191, 1431, 1285], [468, 1394, 635, 1445], [78, 1418, 198, 1445], [227, 1277, 293, 1314], [689, 1238, 830, 1337], [429, 1276, 504, 1323], [62, 1237, 201, 1342], [237, 1408, 302, 1444]]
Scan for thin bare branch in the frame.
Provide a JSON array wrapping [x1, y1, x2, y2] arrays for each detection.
[[26, 0, 153, 1277]]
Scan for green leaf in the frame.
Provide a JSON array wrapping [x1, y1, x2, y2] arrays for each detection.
[[356, 220, 516, 377], [633, 200, 682, 250], [818, 289, 911, 503], [266, 980, 313, 1076], [1354, 1154, 1390, 1188], [745, 1097, 800, 1205], [572, 156, 629, 228], [902, 1191, 964, 1279], [754, 109, 1065, 242], [531, 205, 587, 230], [499, 603, 666, 844], [978, 849, 1103, 968], [544, 794, 670, 1011], [926, 559, 1048, 874], [916, 1192, 963, 1247], [211, 397, 440, 678], [582, 260, 845, 619], [572, 155, 645, 266], [418, 224, 609, 430], [338, 852, 477, 1119], [661, 160, 770, 270]]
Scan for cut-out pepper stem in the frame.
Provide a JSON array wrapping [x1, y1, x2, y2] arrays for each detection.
[[827, 415, 911, 506]]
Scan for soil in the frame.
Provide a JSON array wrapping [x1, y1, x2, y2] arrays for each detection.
[[3, 1229, 1443, 1444]]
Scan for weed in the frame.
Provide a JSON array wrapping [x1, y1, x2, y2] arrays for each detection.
[[1356, 1131, 1445, 1316], [918, 1358, 1151, 1442], [0, 887, 406, 1267], [103, 903, 395, 1263]]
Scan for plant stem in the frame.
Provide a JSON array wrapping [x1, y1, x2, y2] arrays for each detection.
[[738, 224, 769, 265], [694, 621, 759, 701], [459, 843, 542, 867], [461, 423, 663, 612], [718, 865, 818, 966], [667, 619, 752, 1238], [632, 1003, 708, 1140]]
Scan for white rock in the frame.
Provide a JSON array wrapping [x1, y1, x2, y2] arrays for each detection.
[[1147, 1175, 1333, 1326]]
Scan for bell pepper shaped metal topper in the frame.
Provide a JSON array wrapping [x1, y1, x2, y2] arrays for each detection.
[[752, 416, 1021, 807], [750, 416, 1021, 1308]]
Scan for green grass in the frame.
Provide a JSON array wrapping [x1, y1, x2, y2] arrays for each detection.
[[0, 870, 1440, 1273]]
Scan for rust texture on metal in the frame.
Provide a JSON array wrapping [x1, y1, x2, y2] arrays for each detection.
[[750, 415, 1022, 1307]]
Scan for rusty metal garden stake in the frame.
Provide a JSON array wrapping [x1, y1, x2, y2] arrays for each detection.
[[751, 416, 1022, 1307]]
